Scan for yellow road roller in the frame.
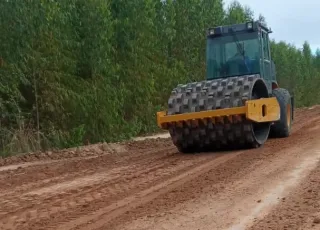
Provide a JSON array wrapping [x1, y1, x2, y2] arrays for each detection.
[[157, 21, 294, 153]]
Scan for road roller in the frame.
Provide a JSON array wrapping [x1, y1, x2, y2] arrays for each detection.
[[156, 20, 294, 153]]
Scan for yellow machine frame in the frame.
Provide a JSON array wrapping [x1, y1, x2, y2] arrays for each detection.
[[157, 97, 280, 129]]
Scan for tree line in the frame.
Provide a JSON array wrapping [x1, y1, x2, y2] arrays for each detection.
[[0, 0, 319, 155]]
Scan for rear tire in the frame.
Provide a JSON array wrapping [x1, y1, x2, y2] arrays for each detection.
[[269, 88, 292, 138]]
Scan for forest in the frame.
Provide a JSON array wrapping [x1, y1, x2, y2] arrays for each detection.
[[0, 0, 319, 155]]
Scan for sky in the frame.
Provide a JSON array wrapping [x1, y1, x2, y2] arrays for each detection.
[[224, 0, 320, 53]]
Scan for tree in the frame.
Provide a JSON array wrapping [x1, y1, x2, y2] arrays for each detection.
[[0, 0, 319, 155], [258, 14, 267, 27]]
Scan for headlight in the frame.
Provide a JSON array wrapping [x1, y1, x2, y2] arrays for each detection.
[[209, 29, 215, 35]]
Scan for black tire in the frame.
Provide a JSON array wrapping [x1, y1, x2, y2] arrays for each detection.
[[269, 88, 292, 138]]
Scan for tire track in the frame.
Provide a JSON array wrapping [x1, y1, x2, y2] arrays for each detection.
[[0, 147, 211, 230], [94, 108, 320, 230], [248, 150, 320, 230], [0, 145, 177, 197], [0, 148, 174, 211], [0, 145, 176, 229], [0, 138, 173, 192], [59, 151, 245, 230], [122, 143, 320, 230], [0, 106, 319, 230]]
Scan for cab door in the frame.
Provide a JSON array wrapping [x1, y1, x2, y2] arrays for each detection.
[[260, 30, 272, 93]]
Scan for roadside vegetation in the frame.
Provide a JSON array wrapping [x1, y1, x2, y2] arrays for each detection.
[[0, 0, 319, 155]]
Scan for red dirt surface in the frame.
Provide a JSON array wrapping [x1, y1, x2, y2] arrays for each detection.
[[0, 106, 319, 230]]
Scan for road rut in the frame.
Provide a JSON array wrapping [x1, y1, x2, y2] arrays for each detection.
[[0, 106, 319, 230]]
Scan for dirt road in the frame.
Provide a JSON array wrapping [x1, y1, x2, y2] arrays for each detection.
[[0, 106, 320, 230]]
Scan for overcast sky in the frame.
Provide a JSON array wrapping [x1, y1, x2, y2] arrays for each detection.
[[224, 0, 320, 53]]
